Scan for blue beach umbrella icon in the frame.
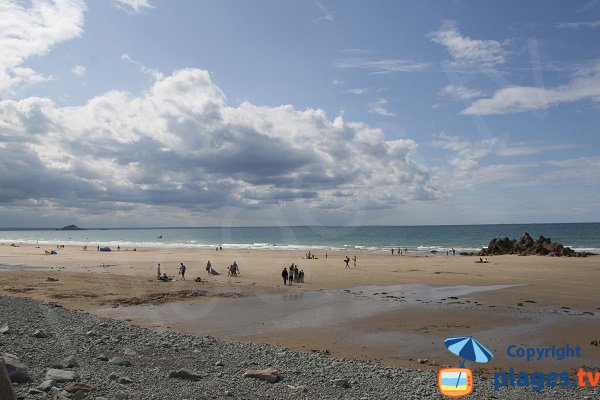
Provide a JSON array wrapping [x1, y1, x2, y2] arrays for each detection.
[[444, 336, 493, 389], [444, 336, 493, 367]]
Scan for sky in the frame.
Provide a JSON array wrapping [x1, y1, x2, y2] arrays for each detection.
[[0, 0, 599, 228]]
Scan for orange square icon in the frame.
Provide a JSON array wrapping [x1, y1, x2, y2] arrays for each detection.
[[438, 368, 473, 398]]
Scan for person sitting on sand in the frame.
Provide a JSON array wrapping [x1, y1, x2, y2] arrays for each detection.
[[159, 273, 171, 282]]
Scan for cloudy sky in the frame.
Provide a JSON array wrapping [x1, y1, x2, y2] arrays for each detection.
[[1, 0, 599, 227]]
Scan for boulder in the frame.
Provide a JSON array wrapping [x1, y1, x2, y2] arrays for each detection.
[[479, 232, 589, 257], [36, 379, 57, 391], [169, 368, 203, 381], [63, 382, 95, 393], [0, 357, 17, 400], [109, 356, 131, 367], [32, 329, 49, 338], [243, 367, 279, 383], [45, 368, 78, 383], [2, 353, 30, 383]]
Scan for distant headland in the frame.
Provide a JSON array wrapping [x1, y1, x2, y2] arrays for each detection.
[[57, 225, 83, 231]]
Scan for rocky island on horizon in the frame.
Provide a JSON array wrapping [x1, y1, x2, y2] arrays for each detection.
[[56, 225, 83, 231]]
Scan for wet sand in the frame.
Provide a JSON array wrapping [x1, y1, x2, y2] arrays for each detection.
[[1, 243, 599, 372]]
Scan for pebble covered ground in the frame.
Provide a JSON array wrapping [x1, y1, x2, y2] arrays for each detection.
[[0, 296, 598, 400]]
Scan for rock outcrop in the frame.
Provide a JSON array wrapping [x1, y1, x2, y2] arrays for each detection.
[[478, 232, 592, 257]]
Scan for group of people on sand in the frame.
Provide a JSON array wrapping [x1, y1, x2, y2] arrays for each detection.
[[155, 259, 243, 281], [227, 261, 240, 276], [344, 255, 357, 268], [304, 251, 317, 259], [215, 245, 223, 251], [281, 264, 304, 285], [391, 248, 407, 255]]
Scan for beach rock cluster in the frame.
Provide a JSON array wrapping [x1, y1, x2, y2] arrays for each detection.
[[478, 232, 592, 257], [0, 295, 597, 399]]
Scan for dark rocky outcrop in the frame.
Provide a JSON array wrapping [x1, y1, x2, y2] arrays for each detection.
[[478, 232, 594, 257], [57, 225, 82, 231]]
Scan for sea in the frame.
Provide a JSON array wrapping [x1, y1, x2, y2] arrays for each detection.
[[1, 223, 598, 255]]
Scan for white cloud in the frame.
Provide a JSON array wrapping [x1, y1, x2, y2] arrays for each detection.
[[462, 63, 600, 115], [113, 0, 153, 14], [368, 98, 396, 117], [556, 20, 600, 29], [0, 0, 86, 92], [71, 64, 86, 76], [0, 68, 441, 220], [343, 88, 368, 95], [121, 53, 163, 80], [335, 58, 428, 74], [428, 21, 507, 66], [314, 0, 334, 22], [439, 84, 484, 100]]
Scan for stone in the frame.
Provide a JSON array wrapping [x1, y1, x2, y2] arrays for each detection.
[[37, 379, 57, 391], [61, 355, 79, 368], [0, 324, 9, 334], [107, 372, 120, 381], [115, 391, 129, 399], [64, 382, 96, 393], [331, 378, 350, 388], [46, 277, 59, 282], [45, 368, 78, 383], [2, 353, 30, 383], [28, 388, 43, 394], [123, 348, 137, 357], [118, 376, 134, 384], [215, 360, 224, 366], [86, 330, 96, 337], [169, 368, 203, 381], [417, 358, 428, 364], [32, 329, 49, 338], [243, 367, 279, 383], [96, 354, 109, 361], [109, 356, 131, 367], [287, 384, 308, 392]]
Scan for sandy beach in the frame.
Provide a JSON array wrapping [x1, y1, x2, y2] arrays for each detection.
[[1, 243, 599, 373]]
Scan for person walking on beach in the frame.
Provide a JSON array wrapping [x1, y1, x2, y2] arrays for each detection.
[[352, 255, 357, 268], [344, 256, 350, 269], [282, 268, 288, 285], [452, 247, 455, 256], [179, 262, 187, 280], [157, 263, 161, 279]]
